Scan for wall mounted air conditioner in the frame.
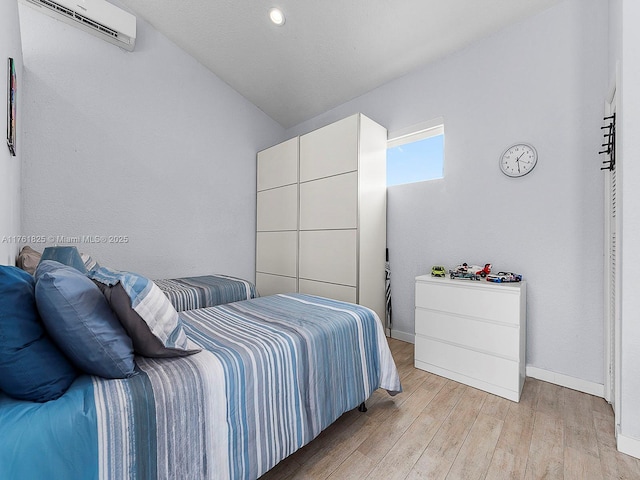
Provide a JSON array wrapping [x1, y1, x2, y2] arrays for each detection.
[[20, 0, 136, 51]]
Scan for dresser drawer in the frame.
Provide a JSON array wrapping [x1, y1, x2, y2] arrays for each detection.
[[415, 308, 519, 359], [415, 280, 522, 326], [415, 336, 520, 393]]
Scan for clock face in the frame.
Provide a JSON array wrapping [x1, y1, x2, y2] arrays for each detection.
[[499, 143, 537, 177]]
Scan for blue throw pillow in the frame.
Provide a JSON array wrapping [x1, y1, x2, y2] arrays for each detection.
[[0, 265, 77, 402], [40, 246, 88, 274], [35, 261, 135, 379]]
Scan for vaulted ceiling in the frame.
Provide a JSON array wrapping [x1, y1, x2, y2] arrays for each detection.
[[118, 0, 563, 128]]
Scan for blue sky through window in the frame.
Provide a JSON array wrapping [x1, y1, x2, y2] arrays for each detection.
[[387, 134, 444, 187]]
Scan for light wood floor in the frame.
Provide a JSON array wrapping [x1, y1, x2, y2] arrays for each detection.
[[260, 338, 640, 480]]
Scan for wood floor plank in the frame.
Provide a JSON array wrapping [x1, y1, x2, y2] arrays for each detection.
[[481, 393, 512, 421], [405, 386, 487, 480], [594, 408, 640, 479], [389, 338, 413, 362], [564, 388, 599, 457], [564, 445, 603, 480], [597, 443, 640, 479], [326, 450, 375, 480], [445, 412, 503, 480], [593, 411, 617, 449], [258, 338, 640, 480], [396, 365, 431, 395], [513, 377, 540, 412], [536, 380, 565, 421], [288, 414, 378, 479], [290, 375, 418, 480], [365, 380, 464, 480], [484, 395, 536, 480], [591, 395, 614, 417], [258, 454, 301, 480], [357, 374, 447, 461], [485, 450, 523, 480], [524, 411, 564, 480]]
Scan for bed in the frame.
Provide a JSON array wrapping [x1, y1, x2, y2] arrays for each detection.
[[17, 246, 258, 312], [0, 293, 401, 480], [154, 274, 258, 312]]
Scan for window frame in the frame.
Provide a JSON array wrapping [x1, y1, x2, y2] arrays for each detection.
[[386, 117, 445, 186]]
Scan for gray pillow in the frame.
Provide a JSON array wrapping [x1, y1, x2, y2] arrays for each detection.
[[97, 281, 200, 358]]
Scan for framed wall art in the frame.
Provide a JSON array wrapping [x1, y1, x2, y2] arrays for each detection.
[[6, 57, 16, 156]]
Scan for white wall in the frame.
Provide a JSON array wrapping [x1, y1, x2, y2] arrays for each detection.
[[287, 0, 609, 386], [0, 1, 23, 266], [18, 1, 285, 280]]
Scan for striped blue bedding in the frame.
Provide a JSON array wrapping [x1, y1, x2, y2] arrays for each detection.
[[0, 294, 401, 480], [154, 274, 258, 311]]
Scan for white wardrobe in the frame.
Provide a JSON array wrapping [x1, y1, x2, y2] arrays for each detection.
[[256, 113, 387, 321]]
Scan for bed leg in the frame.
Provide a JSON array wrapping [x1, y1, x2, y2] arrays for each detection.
[[358, 402, 367, 413]]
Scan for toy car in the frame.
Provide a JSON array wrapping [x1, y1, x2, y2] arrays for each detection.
[[486, 271, 523, 283], [449, 265, 481, 280], [468, 263, 492, 277], [431, 265, 446, 277], [450, 270, 480, 280], [452, 263, 492, 278]]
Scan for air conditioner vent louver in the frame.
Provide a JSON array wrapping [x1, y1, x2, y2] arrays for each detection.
[[20, 0, 136, 51], [38, 0, 74, 17], [37, 0, 120, 39]]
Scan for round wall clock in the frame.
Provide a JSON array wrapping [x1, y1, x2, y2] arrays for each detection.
[[499, 143, 537, 177]]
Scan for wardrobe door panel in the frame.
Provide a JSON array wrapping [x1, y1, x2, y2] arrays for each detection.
[[299, 115, 358, 182], [298, 279, 357, 303], [299, 230, 356, 287], [257, 184, 297, 232], [256, 231, 297, 277], [257, 137, 298, 191], [299, 172, 357, 230], [256, 273, 297, 296]]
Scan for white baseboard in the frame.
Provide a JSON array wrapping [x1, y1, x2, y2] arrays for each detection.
[[618, 433, 640, 460], [390, 329, 415, 344], [526, 366, 604, 397]]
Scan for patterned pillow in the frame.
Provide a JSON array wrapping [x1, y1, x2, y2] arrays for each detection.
[[80, 252, 100, 271], [89, 267, 199, 357]]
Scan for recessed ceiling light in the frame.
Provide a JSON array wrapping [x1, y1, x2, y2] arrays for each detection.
[[269, 7, 285, 26]]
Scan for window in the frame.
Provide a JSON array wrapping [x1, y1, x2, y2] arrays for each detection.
[[386, 120, 444, 187]]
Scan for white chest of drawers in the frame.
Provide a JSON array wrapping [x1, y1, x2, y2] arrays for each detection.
[[414, 275, 526, 402]]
